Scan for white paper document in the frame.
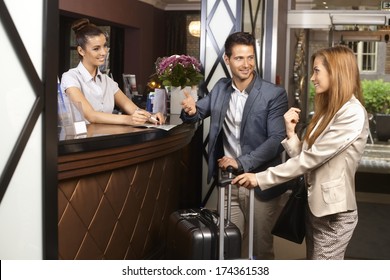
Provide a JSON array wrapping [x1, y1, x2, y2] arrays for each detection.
[[144, 124, 177, 131]]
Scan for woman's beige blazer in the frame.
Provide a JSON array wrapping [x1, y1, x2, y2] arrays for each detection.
[[256, 96, 369, 217]]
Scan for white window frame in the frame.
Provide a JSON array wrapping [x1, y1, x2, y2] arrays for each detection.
[[348, 41, 378, 73]]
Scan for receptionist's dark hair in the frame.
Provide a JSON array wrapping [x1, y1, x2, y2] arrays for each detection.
[[224, 32, 256, 58], [71, 18, 107, 50]]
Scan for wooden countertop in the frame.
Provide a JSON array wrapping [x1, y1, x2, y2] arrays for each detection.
[[58, 115, 200, 180], [58, 115, 194, 155]]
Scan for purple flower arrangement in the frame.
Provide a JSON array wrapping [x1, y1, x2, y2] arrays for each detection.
[[155, 54, 204, 88]]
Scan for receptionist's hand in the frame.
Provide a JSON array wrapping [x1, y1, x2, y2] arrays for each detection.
[[149, 112, 166, 125], [131, 108, 151, 125]]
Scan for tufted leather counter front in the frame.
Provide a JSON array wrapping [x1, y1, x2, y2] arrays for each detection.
[[58, 118, 202, 259]]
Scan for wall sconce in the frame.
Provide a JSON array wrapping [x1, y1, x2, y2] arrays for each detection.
[[188, 21, 201, 38]]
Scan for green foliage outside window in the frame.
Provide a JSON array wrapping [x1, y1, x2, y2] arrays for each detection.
[[361, 79, 390, 115], [307, 79, 390, 115]]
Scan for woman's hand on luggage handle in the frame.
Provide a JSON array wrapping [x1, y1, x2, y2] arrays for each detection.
[[231, 173, 259, 189]]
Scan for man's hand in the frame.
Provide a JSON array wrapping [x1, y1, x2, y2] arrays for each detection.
[[181, 90, 197, 116], [218, 156, 238, 170]]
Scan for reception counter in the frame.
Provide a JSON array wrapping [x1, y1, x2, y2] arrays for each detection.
[[58, 116, 203, 259]]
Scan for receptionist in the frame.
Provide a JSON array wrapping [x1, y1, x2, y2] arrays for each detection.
[[61, 18, 165, 126]]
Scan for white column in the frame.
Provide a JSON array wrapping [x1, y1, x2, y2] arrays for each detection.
[[200, 0, 242, 207], [0, 0, 44, 259]]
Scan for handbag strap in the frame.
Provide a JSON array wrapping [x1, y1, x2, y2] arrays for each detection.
[[293, 175, 307, 200]]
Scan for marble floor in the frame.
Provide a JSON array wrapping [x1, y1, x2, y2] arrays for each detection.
[[274, 192, 390, 260], [346, 193, 390, 260]]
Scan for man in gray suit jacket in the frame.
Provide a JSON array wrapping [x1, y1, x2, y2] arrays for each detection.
[[180, 32, 288, 259]]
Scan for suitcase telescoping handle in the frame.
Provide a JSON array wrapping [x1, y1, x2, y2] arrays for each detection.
[[218, 166, 254, 260], [218, 166, 234, 223]]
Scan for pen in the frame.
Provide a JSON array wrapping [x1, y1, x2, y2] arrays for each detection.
[[149, 116, 158, 123]]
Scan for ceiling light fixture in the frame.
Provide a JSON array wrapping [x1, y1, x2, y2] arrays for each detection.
[[331, 14, 386, 26]]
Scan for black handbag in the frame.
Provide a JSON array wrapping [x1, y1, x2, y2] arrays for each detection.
[[271, 175, 307, 244]]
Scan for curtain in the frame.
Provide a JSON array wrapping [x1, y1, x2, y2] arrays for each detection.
[[165, 12, 187, 55]]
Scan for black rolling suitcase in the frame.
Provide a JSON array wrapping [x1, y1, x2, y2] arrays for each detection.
[[166, 167, 254, 260], [166, 207, 241, 259]]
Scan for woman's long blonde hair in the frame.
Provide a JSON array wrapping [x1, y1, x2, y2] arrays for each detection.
[[304, 45, 364, 148]]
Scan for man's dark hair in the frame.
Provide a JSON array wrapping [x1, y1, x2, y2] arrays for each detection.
[[224, 32, 256, 58]]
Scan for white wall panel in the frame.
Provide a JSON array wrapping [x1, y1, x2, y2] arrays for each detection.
[[0, 0, 44, 259], [200, 0, 240, 207], [4, 0, 43, 79]]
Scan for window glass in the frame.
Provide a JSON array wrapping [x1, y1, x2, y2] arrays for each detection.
[[292, 0, 383, 10], [348, 41, 377, 72]]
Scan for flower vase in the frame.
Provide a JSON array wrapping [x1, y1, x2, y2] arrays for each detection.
[[167, 85, 198, 115]]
